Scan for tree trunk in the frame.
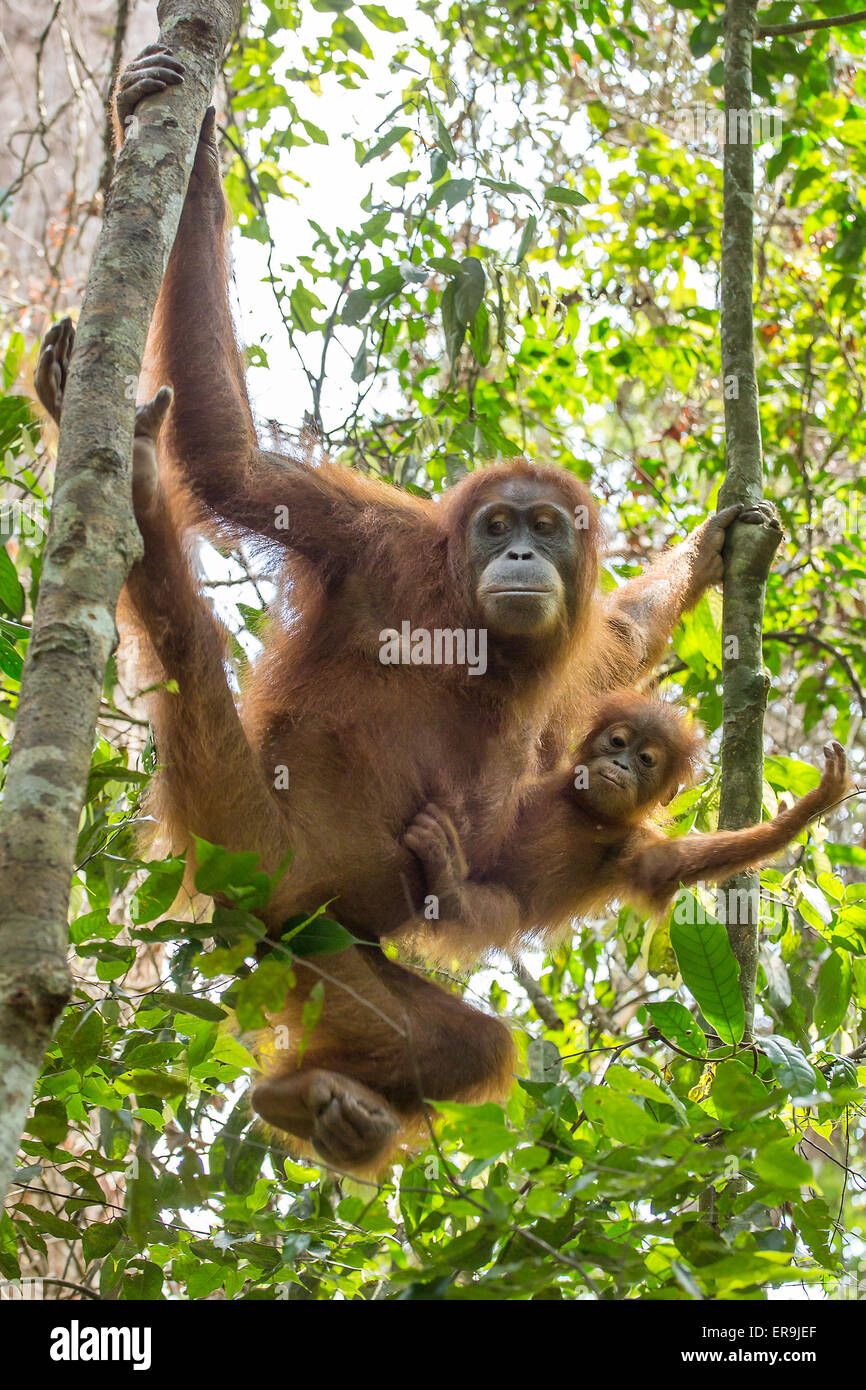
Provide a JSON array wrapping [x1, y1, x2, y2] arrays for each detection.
[[0, 0, 241, 1205], [717, 0, 783, 1039]]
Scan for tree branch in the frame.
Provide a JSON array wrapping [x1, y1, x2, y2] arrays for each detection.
[[757, 8, 866, 38], [511, 959, 564, 1031], [0, 0, 242, 1206], [764, 628, 866, 719], [717, 0, 781, 1042]]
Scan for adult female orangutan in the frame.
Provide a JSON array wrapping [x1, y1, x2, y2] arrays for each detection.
[[36, 46, 772, 1170]]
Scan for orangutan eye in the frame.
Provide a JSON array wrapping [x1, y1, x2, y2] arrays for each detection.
[[487, 514, 509, 536], [610, 734, 627, 749], [640, 751, 656, 767]]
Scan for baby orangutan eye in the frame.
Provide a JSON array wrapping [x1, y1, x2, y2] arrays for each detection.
[[640, 751, 656, 767]]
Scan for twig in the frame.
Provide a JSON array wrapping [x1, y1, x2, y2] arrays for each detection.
[[757, 9, 866, 38], [511, 958, 564, 1030], [98, 0, 132, 196], [764, 628, 866, 718]]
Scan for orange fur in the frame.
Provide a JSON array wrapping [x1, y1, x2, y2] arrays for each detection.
[[402, 695, 846, 968], [111, 92, 743, 1171]]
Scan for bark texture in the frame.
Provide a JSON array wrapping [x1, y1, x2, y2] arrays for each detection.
[[717, 0, 782, 1038], [0, 0, 241, 1204]]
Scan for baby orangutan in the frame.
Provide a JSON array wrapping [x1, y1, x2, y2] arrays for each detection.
[[401, 691, 850, 963]]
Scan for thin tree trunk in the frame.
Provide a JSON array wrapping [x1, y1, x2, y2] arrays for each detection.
[[717, 0, 783, 1039], [0, 0, 241, 1205]]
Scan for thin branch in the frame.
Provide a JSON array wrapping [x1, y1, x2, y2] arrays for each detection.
[[511, 958, 564, 1030], [717, 0, 782, 1041], [757, 8, 866, 38], [34, 1277, 101, 1300], [98, 0, 132, 196], [764, 628, 866, 718]]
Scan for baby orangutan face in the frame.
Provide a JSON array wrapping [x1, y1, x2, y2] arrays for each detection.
[[580, 720, 671, 820]]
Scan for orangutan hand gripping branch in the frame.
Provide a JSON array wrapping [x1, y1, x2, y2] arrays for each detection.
[[402, 692, 850, 966], [34, 47, 779, 1174]]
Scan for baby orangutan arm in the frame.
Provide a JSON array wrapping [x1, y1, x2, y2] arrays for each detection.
[[401, 803, 522, 961], [624, 742, 850, 908], [403, 803, 469, 919]]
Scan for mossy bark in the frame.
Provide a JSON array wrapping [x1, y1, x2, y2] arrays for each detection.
[[717, 0, 782, 1040]]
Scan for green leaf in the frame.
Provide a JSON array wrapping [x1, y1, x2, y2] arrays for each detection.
[[120, 1069, 188, 1100], [441, 281, 465, 366], [753, 1139, 812, 1193], [645, 999, 708, 1057], [361, 4, 407, 32], [428, 177, 473, 211], [582, 1087, 663, 1143], [764, 755, 821, 797], [298, 979, 325, 1065], [360, 125, 411, 165], [234, 1240, 281, 1268], [0, 546, 25, 618], [543, 185, 589, 208], [434, 111, 456, 160], [225, 954, 295, 1031], [18, 1206, 79, 1240], [193, 839, 262, 895], [187, 1263, 226, 1299], [300, 120, 328, 145], [469, 301, 492, 366], [480, 177, 533, 199], [55, 1008, 104, 1070], [430, 149, 448, 182], [83, 1220, 124, 1264], [27, 1101, 69, 1145], [689, 17, 722, 58], [761, 1034, 822, 1099], [129, 858, 186, 925], [814, 951, 852, 1037], [527, 1039, 562, 1083], [227, 1132, 265, 1196], [282, 916, 360, 956], [351, 338, 368, 383], [799, 877, 831, 927], [148, 991, 227, 1023], [515, 214, 537, 263], [453, 258, 485, 326], [670, 897, 745, 1045], [342, 288, 373, 325], [710, 1060, 770, 1123], [0, 634, 22, 679], [766, 133, 802, 183], [290, 283, 325, 333], [605, 1065, 686, 1123], [436, 1102, 512, 1159]]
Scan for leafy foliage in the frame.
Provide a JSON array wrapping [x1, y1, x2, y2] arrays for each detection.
[[0, 0, 864, 1300]]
